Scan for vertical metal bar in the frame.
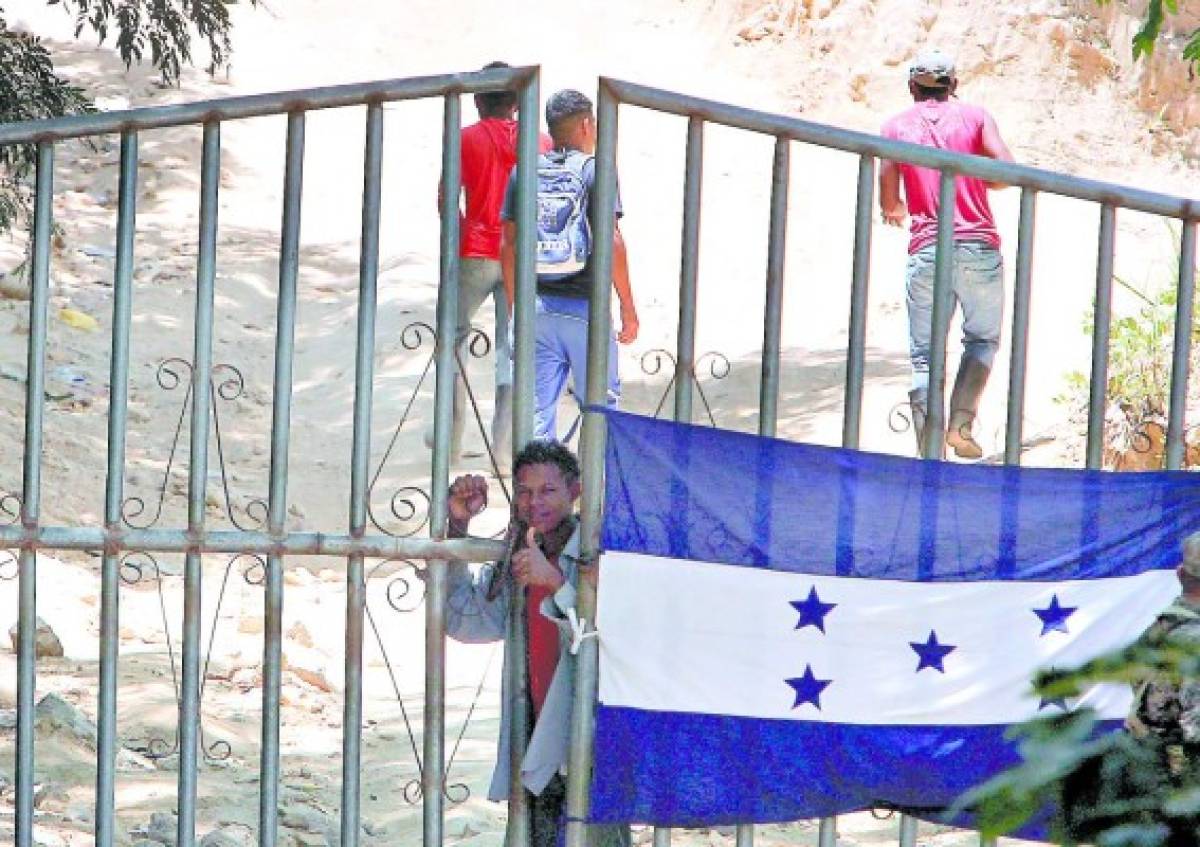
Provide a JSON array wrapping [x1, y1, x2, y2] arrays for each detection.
[[424, 93, 461, 847], [97, 130, 136, 847], [505, 69, 539, 847], [898, 815, 918, 847], [817, 819, 836, 847], [734, 825, 754, 847], [921, 171, 957, 459], [342, 101, 383, 847], [177, 121, 221, 847], [1085, 204, 1117, 469], [652, 828, 671, 847], [842, 154, 874, 449], [759, 137, 789, 438], [1166, 220, 1197, 470], [648, 117, 707, 847], [261, 111, 305, 847], [1004, 188, 1037, 465], [16, 140, 53, 847], [563, 80, 619, 847], [674, 116, 703, 424]]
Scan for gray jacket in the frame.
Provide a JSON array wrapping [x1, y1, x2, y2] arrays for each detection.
[[445, 526, 582, 800]]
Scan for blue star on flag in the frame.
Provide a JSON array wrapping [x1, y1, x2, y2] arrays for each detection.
[[789, 587, 837, 633], [785, 664, 832, 710], [1034, 595, 1078, 636], [910, 630, 956, 674]]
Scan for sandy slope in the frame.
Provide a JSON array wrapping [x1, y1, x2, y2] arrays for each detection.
[[1, 0, 1198, 845]]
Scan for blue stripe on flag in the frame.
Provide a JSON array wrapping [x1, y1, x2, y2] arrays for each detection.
[[601, 410, 1200, 581], [590, 705, 1113, 830]]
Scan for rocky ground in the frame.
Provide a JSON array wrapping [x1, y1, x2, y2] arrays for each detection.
[[2, 0, 1199, 844]]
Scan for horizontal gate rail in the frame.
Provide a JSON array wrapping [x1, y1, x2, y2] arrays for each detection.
[[0, 526, 505, 559], [0, 67, 537, 145], [602, 78, 1200, 221]]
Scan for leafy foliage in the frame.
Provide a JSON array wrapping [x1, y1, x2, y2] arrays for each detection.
[[955, 635, 1200, 845], [0, 0, 253, 237], [0, 10, 93, 232], [1097, 0, 1200, 74], [1057, 225, 1197, 468]]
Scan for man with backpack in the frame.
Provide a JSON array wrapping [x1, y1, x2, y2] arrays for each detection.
[[500, 89, 638, 441], [429, 61, 552, 474]]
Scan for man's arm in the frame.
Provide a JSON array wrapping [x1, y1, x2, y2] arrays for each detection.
[[612, 223, 638, 344], [980, 111, 1015, 190], [879, 160, 907, 227], [442, 475, 507, 643], [500, 220, 516, 315]]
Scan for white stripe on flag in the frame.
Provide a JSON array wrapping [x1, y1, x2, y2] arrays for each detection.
[[597, 551, 1177, 725]]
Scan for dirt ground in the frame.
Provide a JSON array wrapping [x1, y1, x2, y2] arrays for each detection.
[[1, 0, 1198, 844]]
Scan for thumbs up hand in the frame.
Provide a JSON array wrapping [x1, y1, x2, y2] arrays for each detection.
[[512, 527, 564, 591]]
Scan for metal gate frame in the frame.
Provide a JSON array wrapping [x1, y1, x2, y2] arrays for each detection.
[[563, 77, 1200, 847], [0, 65, 542, 847], [4, 64, 1200, 847]]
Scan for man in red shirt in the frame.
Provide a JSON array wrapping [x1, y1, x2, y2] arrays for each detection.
[[880, 50, 1015, 459], [431, 61, 551, 474]]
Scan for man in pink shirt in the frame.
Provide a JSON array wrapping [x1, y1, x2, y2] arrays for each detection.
[[880, 50, 1015, 459]]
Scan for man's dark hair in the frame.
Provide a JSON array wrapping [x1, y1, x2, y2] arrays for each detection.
[[911, 81, 953, 102], [545, 89, 593, 143], [513, 439, 580, 485], [476, 61, 517, 117]]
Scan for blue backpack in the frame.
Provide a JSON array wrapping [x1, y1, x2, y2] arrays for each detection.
[[535, 150, 593, 279]]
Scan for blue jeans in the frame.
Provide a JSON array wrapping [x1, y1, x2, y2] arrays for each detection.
[[534, 295, 620, 441], [905, 241, 1003, 392]]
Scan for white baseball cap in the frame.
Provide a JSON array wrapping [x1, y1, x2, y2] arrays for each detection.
[[909, 49, 956, 88]]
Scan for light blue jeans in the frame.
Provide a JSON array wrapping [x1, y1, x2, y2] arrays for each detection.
[[458, 257, 511, 387], [534, 294, 620, 441], [906, 241, 1003, 392]]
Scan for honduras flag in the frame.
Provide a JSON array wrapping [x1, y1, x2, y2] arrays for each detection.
[[589, 411, 1200, 827]]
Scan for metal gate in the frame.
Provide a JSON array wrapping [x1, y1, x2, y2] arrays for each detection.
[[2, 64, 1199, 847]]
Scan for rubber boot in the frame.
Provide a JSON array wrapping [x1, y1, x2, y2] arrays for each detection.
[[491, 384, 513, 477], [945, 357, 990, 460], [908, 387, 929, 457]]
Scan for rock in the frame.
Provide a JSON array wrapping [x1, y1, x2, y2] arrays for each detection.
[[286, 832, 330, 847], [131, 811, 179, 847], [34, 693, 97, 749], [8, 617, 65, 658], [237, 615, 264, 635], [361, 821, 386, 837], [231, 666, 261, 691], [282, 646, 337, 693], [0, 269, 30, 301], [116, 746, 157, 772], [200, 826, 254, 847], [286, 621, 313, 648], [32, 782, 69, 811], [280, 803, 336, 847], [284, 568, 314, 588], [67, 803, 95, 824]]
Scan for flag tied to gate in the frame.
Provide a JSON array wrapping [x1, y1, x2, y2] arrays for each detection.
[[588, 411, 1200, 827]]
